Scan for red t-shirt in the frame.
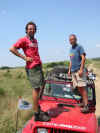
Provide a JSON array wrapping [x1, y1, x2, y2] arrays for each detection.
[[13, 36, 42, 69]]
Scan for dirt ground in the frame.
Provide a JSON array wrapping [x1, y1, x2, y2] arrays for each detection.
[[88, 64, 100, 118]]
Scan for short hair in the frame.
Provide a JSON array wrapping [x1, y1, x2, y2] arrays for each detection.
[[25, 21, 37, 33], [69, 34, 77, 39]]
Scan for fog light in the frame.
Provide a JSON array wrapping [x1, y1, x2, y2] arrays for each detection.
[[37, 128, 48, 133]]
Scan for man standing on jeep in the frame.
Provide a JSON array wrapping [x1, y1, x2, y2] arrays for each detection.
[[9, 21, 50, 121], [68, 34, 89, 113]]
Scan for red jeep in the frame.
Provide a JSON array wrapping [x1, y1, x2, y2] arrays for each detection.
[[21, 67, 98, 133]]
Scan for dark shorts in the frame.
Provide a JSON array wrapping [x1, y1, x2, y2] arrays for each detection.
[[25, 65, 44, 89]]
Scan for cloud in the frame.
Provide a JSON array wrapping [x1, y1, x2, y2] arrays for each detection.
[[96, 44, 100, 48]]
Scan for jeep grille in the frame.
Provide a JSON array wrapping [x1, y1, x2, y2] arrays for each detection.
[[36, 128, 84, 133], [50, 128, 82, 133]]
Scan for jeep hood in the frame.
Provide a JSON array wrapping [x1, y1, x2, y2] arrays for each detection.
[[22, 99, 97, 133], [38, 99, 97, 133]]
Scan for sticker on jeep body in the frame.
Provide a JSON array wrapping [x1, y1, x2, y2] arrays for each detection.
[[42, 122, 86, 130]]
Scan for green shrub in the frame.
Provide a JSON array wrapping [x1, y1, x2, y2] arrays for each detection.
[[43, 61, 69, 69], [0, 88, 5, 96], [92, 57, 100, 61], [3, 69, 12, 78], [0, 66, 11, 70]]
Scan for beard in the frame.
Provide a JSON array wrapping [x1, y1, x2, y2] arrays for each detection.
[[28, 32, 35, 40]]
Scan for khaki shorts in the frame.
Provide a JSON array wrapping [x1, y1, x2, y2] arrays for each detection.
[[25, 65, 44, 89], [72, 69, 87, 88]]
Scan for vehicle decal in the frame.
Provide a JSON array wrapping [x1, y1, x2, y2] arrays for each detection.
[[43, 122, 86, 130]]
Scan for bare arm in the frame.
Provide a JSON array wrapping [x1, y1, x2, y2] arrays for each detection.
[[9, 46, 33, 62], [78, 54, 86, 77], [80, 54, 86, 71], [9, 46, 26, 60], [68, 61, 72, 75]]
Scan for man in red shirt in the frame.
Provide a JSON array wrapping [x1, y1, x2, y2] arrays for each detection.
[[9, 21, 50, 121]]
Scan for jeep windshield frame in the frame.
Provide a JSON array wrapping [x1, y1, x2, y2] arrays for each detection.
[[40, 67, 96, 107]]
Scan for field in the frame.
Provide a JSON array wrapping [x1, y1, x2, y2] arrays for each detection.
[[0, 59, 100, 133]]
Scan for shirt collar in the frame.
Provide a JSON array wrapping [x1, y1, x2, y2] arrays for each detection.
[[72, 43, 77, 49]]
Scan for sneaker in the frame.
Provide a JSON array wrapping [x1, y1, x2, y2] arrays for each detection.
[[81, 105, 89, 113], [34, 112, 51, 122]]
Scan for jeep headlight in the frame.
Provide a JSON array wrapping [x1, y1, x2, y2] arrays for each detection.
[[37, 128, 48, 133]]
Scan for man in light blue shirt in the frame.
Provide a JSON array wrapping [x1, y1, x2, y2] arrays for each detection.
[[70, 44, 85, 72], [68, 34, 89, 113]]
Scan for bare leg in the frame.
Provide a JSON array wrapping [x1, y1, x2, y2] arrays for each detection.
[[33, 88, 51, 121], [78, 87, 88, 106], [32, 88, 40, 113]]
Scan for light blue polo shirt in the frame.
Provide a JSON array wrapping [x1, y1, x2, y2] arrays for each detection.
[[69, 44, 86, 72]]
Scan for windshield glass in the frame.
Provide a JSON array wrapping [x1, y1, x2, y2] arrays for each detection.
[[43, 82, 81, 100]]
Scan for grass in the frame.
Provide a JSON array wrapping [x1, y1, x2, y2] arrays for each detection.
[[0, 67, 33, 133], [0, 59, 100, 133], [0, 88, 5, 96]]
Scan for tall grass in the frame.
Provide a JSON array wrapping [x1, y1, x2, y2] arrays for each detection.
[[3, 69, 12, 78], [0, 59, 100, 133]]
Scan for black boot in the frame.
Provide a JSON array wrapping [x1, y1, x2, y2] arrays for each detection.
[[38, 105, 49, 116], [81, 105, 89, 113], [34, 112, 51, 122]]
